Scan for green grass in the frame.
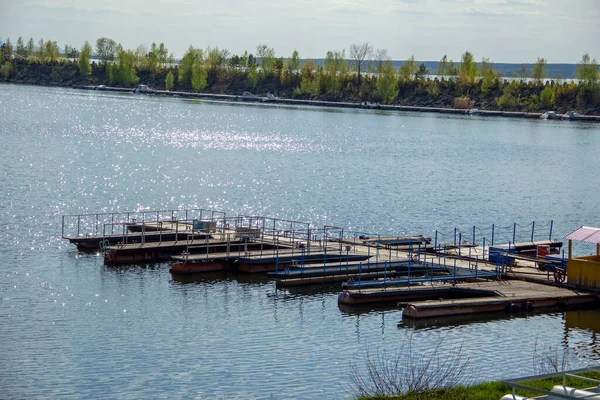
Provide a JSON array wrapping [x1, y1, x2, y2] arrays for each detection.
[[358, 372, 600, 400]]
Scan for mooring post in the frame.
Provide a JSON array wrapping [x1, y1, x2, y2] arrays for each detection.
[[358, 262, 362, 292], [531, 221, 535, 242], [491, 224, 495, 246], [482, 237, 486, 261], [454, 228, 457, 246], [434, 230, 438, 250], [549, 220, 553, 240]]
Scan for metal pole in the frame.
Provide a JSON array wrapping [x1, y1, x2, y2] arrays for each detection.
[[472, 225, 475, 246], [513, 222, 516, 244], [491, 224, 495, 246], [531, 221, 535, 242], [454, 228, 457, 246], [549, 220, 553, 240], [435, 230, 438, 250]]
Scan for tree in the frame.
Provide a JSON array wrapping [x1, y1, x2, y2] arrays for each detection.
[[1, 38, 13, 63], [178, 46, 202, 88], [459, 51, 477, 84], [165, 71, 174, 90], [288, 50, 300, 71], [15, 37, 27, 60], [79, 41, 92, 76], [297, 59, 320, 96], [64, 44, 80, 59], [96, 37, 119, 63], [256, 44, 276, 74], [116, 49, 138, 86], [26, 38, 35, 59], [532, 57, 547, 83], [191, 59, 207, 91], [415, 63, 427, 80], [480, 58, 496, 95], [575, 53, 599, 85], [398, 55, 417, 81], [375, 50, 398, 103], [539, 85, 555, 109], [44, 40, 60, 62], [36, 38, 44, 61], [323, 50, 347, 95], [349, 42, 373, 86], [437, 55, 453, 79]]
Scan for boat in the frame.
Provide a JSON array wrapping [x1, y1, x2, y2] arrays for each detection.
[[466, 108, 480, 115], [261, 93, 278, 103], [132, 84, 153, 94], [540, 111, 556, 119], [236, 91, 262, 102], [562, 110, 582, 120]]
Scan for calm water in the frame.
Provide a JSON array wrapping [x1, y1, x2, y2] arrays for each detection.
[[1, 84, 599, 399]]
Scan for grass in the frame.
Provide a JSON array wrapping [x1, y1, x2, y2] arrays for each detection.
[[357, 372, 600, 400]]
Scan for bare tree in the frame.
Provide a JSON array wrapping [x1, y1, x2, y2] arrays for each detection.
[[349, 42, 373, 86]]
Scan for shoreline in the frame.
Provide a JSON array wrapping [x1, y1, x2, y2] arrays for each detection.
[[82, 85, 600, 122], [4, 81, 600, 123]]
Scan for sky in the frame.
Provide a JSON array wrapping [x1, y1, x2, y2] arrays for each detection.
[[0, 0, 598, 63]]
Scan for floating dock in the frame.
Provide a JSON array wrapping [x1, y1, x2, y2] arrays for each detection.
[[402, 280, 597, 319]]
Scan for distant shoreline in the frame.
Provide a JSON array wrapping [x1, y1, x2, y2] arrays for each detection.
[[63, 83, 600, 123], [2, 79, 600, 122]]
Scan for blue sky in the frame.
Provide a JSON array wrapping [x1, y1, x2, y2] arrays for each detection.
[[0, 0, 598, 63]]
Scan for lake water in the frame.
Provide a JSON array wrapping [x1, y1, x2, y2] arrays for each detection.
[[1, 84, 599, 399]]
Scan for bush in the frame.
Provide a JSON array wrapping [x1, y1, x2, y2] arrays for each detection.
[[453, 96, 474, 109], [539, 86, 555, 109], [347, 336, 474, 398], [497, 93, 518, 110]]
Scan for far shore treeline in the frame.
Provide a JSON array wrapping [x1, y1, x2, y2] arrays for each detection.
[[0, 36, 599, 114]]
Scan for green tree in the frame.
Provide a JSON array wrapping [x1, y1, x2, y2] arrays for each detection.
[[165, 71, 174, 90], [539, 85, 555, 109], [459, 51, 477, 84], [398, 55, 417, 81], [26, 38, 35, 59], [323, 50, 346, 95], [297, 59, 320, 96], [178, 46, 202, 88], [116, 49, 138, 86], [44, 40, 60, 62], [375, 51, 398, 103], [415, 63, 427, 80], [437, 55, 453, 79], [78, 41, 92, 76], [15, 37, 27, 60], [575, 53, 599, 85], [1, 38, 13, 63], [479, 58, 496, 95], [257, 44, 276, 74], [96, 37, 119, 63], [288, 50, 300, 71], [191, 60, 207, 91], [349, 42, 373, 86], [532, 57, 547, 83], [247, 63, 259, 89], [36, 38, 44, 61]]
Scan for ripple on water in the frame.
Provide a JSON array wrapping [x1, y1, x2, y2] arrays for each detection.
[[1, 85, 600, 398]]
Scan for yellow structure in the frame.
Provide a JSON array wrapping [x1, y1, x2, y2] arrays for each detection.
[[565, 226, 600, 289]]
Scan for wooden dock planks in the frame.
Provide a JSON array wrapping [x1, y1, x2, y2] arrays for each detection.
[[396, 280, 597, 319]]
